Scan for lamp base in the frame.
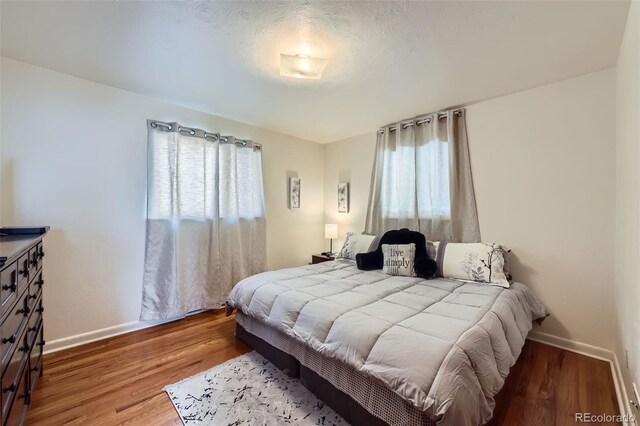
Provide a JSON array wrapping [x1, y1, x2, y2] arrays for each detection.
[[322, 240, 335, 258]]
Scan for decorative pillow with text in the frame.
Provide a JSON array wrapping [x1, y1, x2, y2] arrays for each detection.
[[382, 243, 416, 277]]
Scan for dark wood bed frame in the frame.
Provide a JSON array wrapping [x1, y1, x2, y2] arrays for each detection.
[[235, 322, 389, 426]]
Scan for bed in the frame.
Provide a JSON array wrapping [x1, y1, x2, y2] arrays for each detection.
[[226, 259, 549, 426]]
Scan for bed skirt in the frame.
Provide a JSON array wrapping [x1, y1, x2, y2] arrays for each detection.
[[235, 311, 437, 426]]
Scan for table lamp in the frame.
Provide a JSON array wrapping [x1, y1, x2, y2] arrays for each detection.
[[324, 224, 338, 256]]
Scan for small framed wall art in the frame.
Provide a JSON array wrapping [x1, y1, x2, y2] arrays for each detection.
[[289, 177, 301, 209], [338, 182, 349, 213]]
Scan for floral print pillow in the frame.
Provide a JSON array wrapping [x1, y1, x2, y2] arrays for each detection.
[[435, 242, 511, 287], [337, 233, 378, 260]]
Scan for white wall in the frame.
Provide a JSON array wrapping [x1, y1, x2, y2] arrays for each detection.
[[0, 58, 324, 342], [467, 69, 616, 350], [323, 69, 617, 351], [615, 0, 640, 407], [323, 133, 376, 251]]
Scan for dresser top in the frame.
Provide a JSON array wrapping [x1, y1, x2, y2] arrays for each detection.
[[0, 227, 49, 268]]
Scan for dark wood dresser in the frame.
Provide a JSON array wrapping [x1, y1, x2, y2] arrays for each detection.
[[0, 227, 48, 426]]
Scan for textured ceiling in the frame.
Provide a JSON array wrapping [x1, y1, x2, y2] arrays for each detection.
[[1, 1, 630, 143]]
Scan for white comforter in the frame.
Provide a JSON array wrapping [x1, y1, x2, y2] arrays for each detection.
[[227, 259, 549, 425]]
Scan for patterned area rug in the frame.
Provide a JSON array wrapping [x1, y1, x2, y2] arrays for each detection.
[[164, 351, 348, 425]]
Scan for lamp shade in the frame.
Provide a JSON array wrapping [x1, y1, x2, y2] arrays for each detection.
[[324, 224, 338, 239]]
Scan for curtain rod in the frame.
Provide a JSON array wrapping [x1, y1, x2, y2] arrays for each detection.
[[378, 108, 463, 135], [148, 120, 261, 150]]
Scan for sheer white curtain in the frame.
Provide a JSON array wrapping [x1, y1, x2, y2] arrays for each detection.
[[140, 121, 266, 320], [364, 109, 480, 242]]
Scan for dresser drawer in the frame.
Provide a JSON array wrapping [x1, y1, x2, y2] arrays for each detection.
[[29, 350, 42, 400], [26, 299, 42, 347], [4, 361, 28, 426], [16, 254, 30, 295], [0, 295, 29, 374], [1, 332, 29, 424], [33, 326, 43, 363], [36, 243, 44, 264], [29, 325, 43, 388], [29, 270, 44, 294], [29, 271, 44, 298], [29, 247, 40, 276], [0, 264, 18, 319], [27, 274, 42, 314]]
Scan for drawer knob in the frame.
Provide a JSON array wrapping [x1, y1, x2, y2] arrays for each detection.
[[36, 307, 44, 314], [2, 335, 16, 344], [37, 340, 46, 347], [3, 384, 15, 393], [28, 326, 37, 332], [30, 260, 37, 266], [38, 252, 44, 259], [2, 283, 16, 292], [17, 307, 30, 316], [19, 268, 28, 276], [31, 366, 39, 373], [37, 280, 44, 287], [29, 294, 38, 300], [19, 344, 30, 352]]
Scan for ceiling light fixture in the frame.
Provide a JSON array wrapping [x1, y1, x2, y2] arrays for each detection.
[[280, 54, 328, 80]]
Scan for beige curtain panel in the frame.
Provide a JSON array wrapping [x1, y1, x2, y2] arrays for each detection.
[[364, 109, 481, 242], [141, 120, 267, 321]]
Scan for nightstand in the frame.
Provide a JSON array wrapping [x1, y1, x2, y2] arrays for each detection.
[[311, 254, 335, 264]]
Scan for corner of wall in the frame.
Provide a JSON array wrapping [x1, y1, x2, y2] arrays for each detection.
[[614, 0, 640, 420], [321, 132, 377, 252]]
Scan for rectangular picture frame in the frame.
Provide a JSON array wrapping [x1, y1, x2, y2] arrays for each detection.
[[338, 182, 349, 213], [289, 177, 301, 209]]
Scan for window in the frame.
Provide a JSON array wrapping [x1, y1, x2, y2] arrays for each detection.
[[147, 130, 265, 221], [365, 110, 480, 242], [380, 139, 451, 220]]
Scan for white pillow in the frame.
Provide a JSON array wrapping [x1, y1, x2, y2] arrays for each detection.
[[337, 233, 378, 260], [382, 243, 416, 277], [435, 242, 510, 287]]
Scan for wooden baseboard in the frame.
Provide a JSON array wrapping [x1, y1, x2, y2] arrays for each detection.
[[527, 330, 614, 362], [44, 318, 174, 354], [612, 353, 636, 425], [527, 330, 634, 425]]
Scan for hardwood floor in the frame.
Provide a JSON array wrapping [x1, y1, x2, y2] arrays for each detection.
[[27, 311, 620, 425], [487, 340, 620, 426], [27, 310, 251, 425]]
